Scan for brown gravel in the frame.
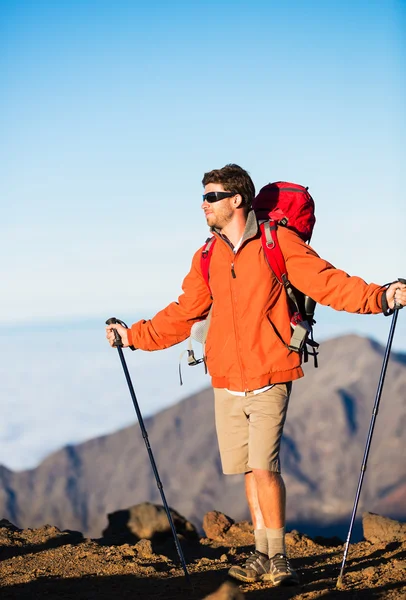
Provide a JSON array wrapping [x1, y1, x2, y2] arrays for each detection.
[[0, 520, 405, 599]]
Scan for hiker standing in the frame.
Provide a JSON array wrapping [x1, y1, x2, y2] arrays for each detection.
[[106, 164, 406, 587]]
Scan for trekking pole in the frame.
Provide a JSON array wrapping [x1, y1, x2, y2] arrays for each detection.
[[336, 279, 405, 589], [106, 317, 191, 586]]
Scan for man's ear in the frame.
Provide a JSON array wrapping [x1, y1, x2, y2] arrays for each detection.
[[234, 194, 244, 208]]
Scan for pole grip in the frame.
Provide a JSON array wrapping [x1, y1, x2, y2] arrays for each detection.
[[106, 317, 129, 348], [106, 317, 121, 325], [394, 278, 406, 311]]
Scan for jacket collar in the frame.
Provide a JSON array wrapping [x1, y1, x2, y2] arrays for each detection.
[[211, 210, 259, 249]]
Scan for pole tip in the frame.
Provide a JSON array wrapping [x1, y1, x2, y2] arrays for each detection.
[[336, 575, 344, 589]]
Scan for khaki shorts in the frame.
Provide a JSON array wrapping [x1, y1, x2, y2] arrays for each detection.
[[214, 383, 292, 475]]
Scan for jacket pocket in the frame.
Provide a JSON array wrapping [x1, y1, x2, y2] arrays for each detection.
[[265, 314, 290, 351]]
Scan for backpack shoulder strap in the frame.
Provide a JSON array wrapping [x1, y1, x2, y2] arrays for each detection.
[[201, 236, 217, 294], [259, 220, 286, 284], [260, 220, 302, 315]]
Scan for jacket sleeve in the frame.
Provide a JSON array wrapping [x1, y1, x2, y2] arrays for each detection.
[[127, 247, 212, 351], [277, 227, 385, 314]]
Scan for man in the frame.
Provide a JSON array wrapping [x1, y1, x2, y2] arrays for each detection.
[[106, 164, 406, 587]]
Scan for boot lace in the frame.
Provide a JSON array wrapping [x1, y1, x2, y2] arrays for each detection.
[[270, 554, 293, 574], [242, 551, 267, 572]]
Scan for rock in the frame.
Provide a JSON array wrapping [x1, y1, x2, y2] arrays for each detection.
[[203, 511, 234, 540], [0, 519, 20, 532], [120, 543, 137, 557], [203, 581, 245, 599], [286, 530, 305, 546], [362, 512, 406, 544], [196, 557, 211, 567], [135, 539, 154, 558], [222, 522, 254, 546], [102, 502, 198, 541], [286, 529, 318, 549], [28, 524, 83, 545], [393, 559, 406, 570], [202, 512, 254, 546]]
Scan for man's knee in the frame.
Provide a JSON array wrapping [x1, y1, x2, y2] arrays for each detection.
[[251, 468, 282, 483]]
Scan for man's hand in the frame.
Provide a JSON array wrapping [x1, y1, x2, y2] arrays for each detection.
[[386, 281, 406, 310], [106, 323, 130, 348]]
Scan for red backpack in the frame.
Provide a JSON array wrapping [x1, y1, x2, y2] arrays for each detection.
[[200, 181, 319, 366]]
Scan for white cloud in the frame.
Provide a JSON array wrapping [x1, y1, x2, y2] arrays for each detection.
[[1, 309, 405, 472], [0, 325, 209, 470]]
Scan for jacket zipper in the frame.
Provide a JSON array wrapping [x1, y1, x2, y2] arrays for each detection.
[[229, 252, 247, 391], [213, 232, 250, 391]]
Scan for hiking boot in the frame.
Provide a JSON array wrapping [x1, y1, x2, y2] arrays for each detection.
[[228, 551, 269, 582], [261, 553, 299, 586]]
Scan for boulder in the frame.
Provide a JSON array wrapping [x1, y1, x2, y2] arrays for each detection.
[[0, 519, 20, 532], [286, 529, 319, 549], [203, 511, 234, 540], [362, 512, 406, 544], [203, 511, 254, 546], [102, 502, 198, 541], [223, 522, 254, 546]]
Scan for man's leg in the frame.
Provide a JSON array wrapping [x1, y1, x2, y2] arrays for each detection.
[[213, 389, 270, 583], [245, 470, 268, 556], [232, 384, 299, 586], [247, 469, 286, 527], [246, 469, 286, 557], [214, 385, 298, 585], [245, 383, 290, 556], [228, 475, 270, 582]]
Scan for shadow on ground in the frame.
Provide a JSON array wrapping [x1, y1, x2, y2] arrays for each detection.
[[0, 570, 228, 600], [0, 531, 84, 561]]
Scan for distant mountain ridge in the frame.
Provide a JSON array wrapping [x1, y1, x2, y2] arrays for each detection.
[[1, 334, 405, 539]]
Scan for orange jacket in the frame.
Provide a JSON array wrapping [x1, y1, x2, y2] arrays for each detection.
[[127, 212, 384, 391]]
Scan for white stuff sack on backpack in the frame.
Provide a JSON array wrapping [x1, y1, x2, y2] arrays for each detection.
[[178, 311, 212, 385]]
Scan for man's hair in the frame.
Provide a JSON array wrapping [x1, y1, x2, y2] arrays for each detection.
[[202, 164, 255, 210]]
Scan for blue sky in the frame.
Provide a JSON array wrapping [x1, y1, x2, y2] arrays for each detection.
[[1, 1, 406, 469], [2, 0, 405, 323]]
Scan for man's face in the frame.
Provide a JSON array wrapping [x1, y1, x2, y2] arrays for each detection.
[[201, 183, 237, 230]]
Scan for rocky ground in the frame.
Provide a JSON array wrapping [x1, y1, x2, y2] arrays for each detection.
[[0, 509, 405, 599]]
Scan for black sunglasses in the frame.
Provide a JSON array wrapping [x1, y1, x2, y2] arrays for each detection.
[[202, 191, 236, 203]]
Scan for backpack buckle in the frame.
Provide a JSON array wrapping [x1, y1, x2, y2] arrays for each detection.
[[288, 321, 310, 352], [187, 350, 204, 366]]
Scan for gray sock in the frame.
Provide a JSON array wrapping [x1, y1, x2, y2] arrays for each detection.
[[266, 526, 286, 557], [254, 528, 268, 555]]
